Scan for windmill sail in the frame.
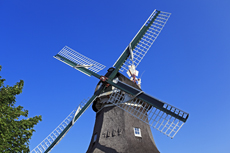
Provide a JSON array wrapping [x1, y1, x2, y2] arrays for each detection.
[[102, 87, 188, 138], [113, 10, 171, 74], [54, 46, 106, 76], [102, 79, 188, 138], [30, 96, 97, 153]]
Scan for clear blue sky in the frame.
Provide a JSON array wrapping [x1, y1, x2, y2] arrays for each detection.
[[1, 0, 230, 153]]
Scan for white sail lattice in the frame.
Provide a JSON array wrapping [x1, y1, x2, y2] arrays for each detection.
[[56, 46, 106, 73], [30, 99, 88, 153], [119, 10, 171, 72]]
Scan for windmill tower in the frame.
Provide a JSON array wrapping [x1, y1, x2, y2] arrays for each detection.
[[86, 69, 160, 153], [31, 9, 189, 153]]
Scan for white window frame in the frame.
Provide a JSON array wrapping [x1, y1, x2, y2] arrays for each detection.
[[133, 127, 141, 137]]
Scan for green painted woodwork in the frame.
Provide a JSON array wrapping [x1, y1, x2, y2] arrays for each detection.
[[55, 52, 187, 122]]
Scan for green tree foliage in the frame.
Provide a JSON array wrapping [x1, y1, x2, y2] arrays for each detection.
[[0, 66, 42, 153]]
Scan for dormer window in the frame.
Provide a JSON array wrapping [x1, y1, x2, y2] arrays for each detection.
[[133, 127, 141, 137]]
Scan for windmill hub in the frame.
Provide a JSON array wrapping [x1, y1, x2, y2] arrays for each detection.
[[100, 76, 108, 82]]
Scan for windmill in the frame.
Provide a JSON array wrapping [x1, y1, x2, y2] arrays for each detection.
[[31, 9, 189, 153]]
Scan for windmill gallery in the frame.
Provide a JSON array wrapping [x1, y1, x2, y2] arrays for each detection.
[[31, 9, 189, 153]]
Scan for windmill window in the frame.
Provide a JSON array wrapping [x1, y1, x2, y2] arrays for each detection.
[[133, 127, 141, 137], [93, 133, 97, 143]]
